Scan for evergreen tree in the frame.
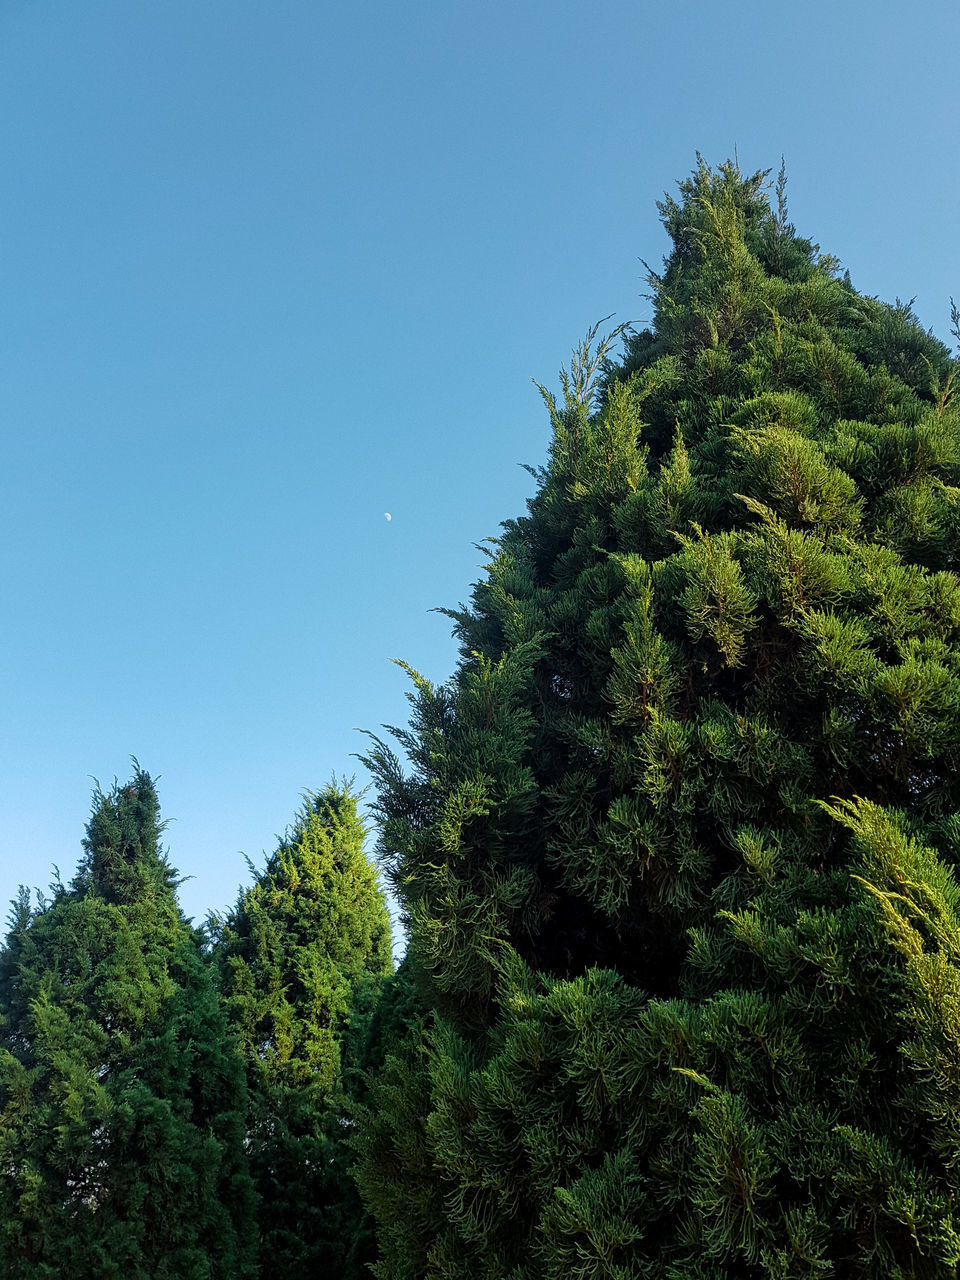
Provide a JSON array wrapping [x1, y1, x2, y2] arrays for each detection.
[[350, 951, 425, 1273], [211, 781, 393, 1279], [0, 766, 256, 1280], [358, 160, 960, 1277]]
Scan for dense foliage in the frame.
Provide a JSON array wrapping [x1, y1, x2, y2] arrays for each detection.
[[357, 161, 960, 1278], [0, 767, 257, 1280], [211, 782, 393, 1279], [4, 159, 960, 1280]]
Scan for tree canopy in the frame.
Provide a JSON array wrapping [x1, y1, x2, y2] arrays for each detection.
[[212, 781, 393, 1279], [0, 766, 257, 1280], [357, 159, 960, 1279], [5, 158, 960, 1279]]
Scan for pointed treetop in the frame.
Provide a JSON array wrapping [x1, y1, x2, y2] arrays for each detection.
[[76, 761, 174, 904]]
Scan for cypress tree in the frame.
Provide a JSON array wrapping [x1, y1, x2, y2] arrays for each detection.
[[358, 160, 960, 1277], [0, 765, 256, 1280], [350, 952, 426, 1272], [211, 781, 393, 1279]]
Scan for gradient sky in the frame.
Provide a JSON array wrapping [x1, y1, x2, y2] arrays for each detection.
[[1, 0, 958, 933]]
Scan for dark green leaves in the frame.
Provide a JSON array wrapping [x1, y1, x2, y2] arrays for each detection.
[[357, 159, 960, 1277], [0, 770, 256, 1280]]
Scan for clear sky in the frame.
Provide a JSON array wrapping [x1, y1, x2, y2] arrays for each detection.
[[1, 0, 958, 932]]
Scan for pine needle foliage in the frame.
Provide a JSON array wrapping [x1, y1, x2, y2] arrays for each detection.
[[0, 766, 256, 1280], [358, 160, 960, 1278], [211, 781, 393, 1280]]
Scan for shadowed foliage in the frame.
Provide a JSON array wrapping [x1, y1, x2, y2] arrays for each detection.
[[0, 766, 257, 1280], [356, 160, 960, 1278]]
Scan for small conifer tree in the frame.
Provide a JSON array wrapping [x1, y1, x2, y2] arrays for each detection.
[[211, 781, 393, 1280], [0, 766, 256, 1280], [358, 161, 960, 1277]]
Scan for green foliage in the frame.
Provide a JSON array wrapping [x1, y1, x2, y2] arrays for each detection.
[[0, 767, 256, 1280], [211, 781, 393, 1280], [358, 160, 960, 1276], [352, 954, 437, 1280]]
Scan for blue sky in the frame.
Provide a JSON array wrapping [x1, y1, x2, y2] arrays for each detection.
[[1, 0, 958, 932]]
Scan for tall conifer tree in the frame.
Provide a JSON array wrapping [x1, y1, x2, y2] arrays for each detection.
[[0, 766, 256, 1279], [211, 781, 392, 1279], [358, 161, 960, 1277]]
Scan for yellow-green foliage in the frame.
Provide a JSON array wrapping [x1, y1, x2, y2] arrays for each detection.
[[359, 160, 960, 1278], [212, 782, 392, 1280]]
